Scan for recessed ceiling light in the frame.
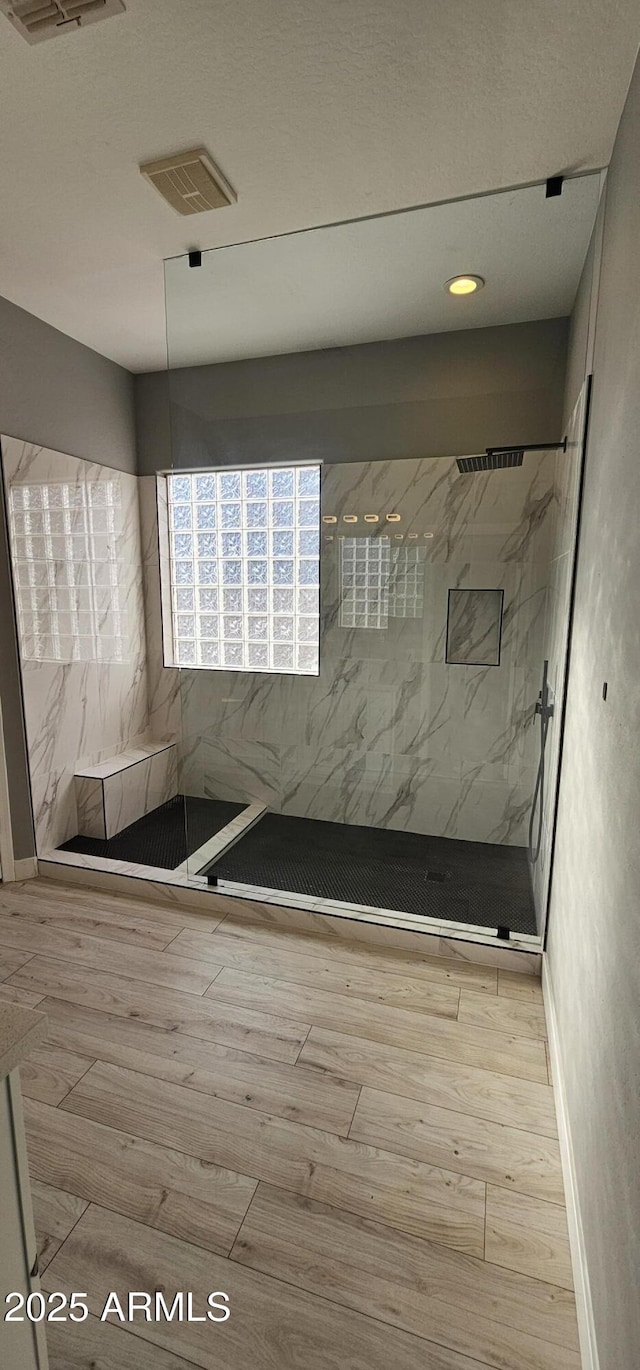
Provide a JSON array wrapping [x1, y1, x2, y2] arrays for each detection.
[[445, 275, 485, 296]]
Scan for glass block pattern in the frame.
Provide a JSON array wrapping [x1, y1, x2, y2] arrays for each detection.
[[388, 545, 425, 620], [165, 466, 320, 673], [340, 538, 426, 628], [9, 480, 125, 664], [340, 537, 391, 628]]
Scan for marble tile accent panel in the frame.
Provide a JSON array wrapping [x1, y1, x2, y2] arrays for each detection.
[[2, 438, 150, 853], [446, 588, 504, 666]]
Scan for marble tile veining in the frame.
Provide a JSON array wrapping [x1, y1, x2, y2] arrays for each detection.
[[135, 452, 557, 847]]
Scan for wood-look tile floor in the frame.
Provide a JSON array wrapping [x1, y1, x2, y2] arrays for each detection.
[[0, 878, 578, 1370]]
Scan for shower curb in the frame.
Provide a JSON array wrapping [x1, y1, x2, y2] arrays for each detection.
[[36, 855, 542, 976]]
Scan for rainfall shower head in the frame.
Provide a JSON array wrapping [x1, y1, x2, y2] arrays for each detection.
[[456, 438, 566, 474], [456, 450, 524, 474]]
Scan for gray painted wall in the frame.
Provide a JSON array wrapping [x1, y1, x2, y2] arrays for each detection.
[[0, 296, 136, 474], [547, 52, 640, 1370], [0, 295, 137, 860], [135, 318, 568, 474]]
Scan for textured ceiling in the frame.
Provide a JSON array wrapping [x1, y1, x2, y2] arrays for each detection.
[[0, 0, 637, 371]]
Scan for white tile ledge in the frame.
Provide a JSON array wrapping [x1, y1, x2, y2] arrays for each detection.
[[75, 739, 175, 780]]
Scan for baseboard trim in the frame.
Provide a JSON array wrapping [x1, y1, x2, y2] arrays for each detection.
[[543, 957, 599, 1370], [8, 856, 38, 882]]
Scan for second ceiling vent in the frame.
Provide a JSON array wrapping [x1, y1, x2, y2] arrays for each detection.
[[139, 148, 237, 216], [1, 1, 126, 43]]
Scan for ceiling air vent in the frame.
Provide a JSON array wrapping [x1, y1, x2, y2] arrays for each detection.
[[1, 1, 126, 43], [139, 148, 237, 216]]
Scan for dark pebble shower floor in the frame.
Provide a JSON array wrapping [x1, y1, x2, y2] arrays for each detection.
[[59, 799, 537, 936]]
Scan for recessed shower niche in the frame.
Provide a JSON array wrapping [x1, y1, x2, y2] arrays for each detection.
[[446, 588, 504, 666]]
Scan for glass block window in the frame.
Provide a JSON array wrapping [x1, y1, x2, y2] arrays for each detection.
[[8, 480, 125, 664], [388, 544, 425, 620], [162, 465, 320, 673], [340, 537, 391, 629]]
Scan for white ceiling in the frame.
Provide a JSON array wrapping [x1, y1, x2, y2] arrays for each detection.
[[0, 0, 637, 372], [165, 176, 601, 368]]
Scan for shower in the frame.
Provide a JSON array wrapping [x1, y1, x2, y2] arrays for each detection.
[[456, 449, 525, 473], [456, 439, 566, 475]]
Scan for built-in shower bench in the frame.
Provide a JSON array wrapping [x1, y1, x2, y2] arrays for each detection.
[[74, 740, 177, 840]]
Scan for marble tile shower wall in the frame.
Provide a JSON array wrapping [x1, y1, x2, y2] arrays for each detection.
[[141, 455, 556, 847], [1, 438, 150, 854]]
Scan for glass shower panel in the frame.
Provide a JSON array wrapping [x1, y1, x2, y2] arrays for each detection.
[[529, 378, 590, 935], [162, 180, 598, 932]]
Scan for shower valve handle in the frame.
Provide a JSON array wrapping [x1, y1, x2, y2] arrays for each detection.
[[534, 692, 554, 721]]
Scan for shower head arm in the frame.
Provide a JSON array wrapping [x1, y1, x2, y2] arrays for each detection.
[[456, 439, 567, 473], [486, 439, 567, 456]]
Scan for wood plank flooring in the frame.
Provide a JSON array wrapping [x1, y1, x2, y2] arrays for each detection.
[[0, 877, 577, 1370]]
